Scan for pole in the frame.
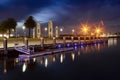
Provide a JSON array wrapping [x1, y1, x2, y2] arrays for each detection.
[[25, 37, 28, 49], [40, 37, 44, 49], [71, 36, 74, 46], [3, 37, 7, 54], [63, 37, 66, 47], [53, 37, 56, 48], [78, 37, 80, 45]]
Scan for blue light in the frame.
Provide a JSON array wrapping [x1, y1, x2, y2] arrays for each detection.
[[81, 43, 83, 45], [67, 43, 70, 47], [74, 43, 77, 46], [58, 44, 61, 48], [94, 43, 96, 46], [81, 45, 83, 47], [74, 46, 77, 50]]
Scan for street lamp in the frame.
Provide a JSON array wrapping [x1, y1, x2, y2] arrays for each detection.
[[44, 27, 47, 37], [60, 28, 63, 32], [72, 29, 75, 35], [60, 28, 63, 36], [81, 24, 89, 35], [22, 26, 26, 37]]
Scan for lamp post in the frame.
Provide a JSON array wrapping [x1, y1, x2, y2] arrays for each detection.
[[72, 29, 75, 36], [44, 27, 47, 37], [22, 26, 26, 38], [60, 28, 63, 35], [81, 24, 89, 43], [60, 28, 63, 32], [95, 28, 101, 42]]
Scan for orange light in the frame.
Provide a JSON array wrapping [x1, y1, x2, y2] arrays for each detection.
[[81, 23, 90, 35], [95, 27, 101, 34]]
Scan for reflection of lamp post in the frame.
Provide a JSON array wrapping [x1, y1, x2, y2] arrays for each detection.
[[44, 27, 47, 37], [22, 26, 26, 38]]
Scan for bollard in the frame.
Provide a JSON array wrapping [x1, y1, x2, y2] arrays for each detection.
[[40, 37, 44, 49], [25, 37, 28, 49], [71, 36, 74, 46], [53, 37, 56, 48], [63, 37, 66, 47], [89, 36, 91, 44], [78, 37, 80, 45], [3, 37, 7, 54], [93, 36, 96, 43], [84, 36, 86, 43], [96, 35, 99, 42]]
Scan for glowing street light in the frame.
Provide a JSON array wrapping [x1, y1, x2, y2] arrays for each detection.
[[44, 27, 47, 37], [60, 28, 63, 32], [81, 24, 89, 35], [72, 29, 75, 33], [22, 26, 26, 37], [95, 27, 102, 35], [44, 27, 47, 31], [96, 29, 100, 34], [22, 26, 25, 30]]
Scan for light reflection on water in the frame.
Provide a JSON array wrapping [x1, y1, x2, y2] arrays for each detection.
[[0, 38, 118, 75], [22, 63, 27, 72], [108, 38, 117, 47]]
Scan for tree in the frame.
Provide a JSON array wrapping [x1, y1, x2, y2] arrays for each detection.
[[24, 16, 36, 38], [6, 18, 17, 38], [0, 21, 8, 37]]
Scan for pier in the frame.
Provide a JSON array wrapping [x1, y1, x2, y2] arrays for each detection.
[[0, 36, 108, 56]]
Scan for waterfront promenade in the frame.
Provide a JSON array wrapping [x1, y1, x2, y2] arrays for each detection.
[[0, 37, 107, 49]]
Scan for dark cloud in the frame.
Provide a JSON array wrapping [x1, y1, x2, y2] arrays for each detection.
[[0, 0, 120, 32]]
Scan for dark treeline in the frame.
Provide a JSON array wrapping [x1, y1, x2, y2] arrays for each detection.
[[0, 16, 36, 38]]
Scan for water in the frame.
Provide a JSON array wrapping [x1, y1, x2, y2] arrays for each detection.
[[0, 38, 120, 80]]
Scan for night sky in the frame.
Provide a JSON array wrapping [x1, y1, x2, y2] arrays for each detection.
[[0, 0, 120, 33]]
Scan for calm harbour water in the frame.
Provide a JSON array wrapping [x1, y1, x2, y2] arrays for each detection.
[[0, 38, 120, 80]]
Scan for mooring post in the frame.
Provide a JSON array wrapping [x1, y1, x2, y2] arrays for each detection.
[[53, 37, 56, 48], [25, 37, 28, 49], [71, 36, 74, 46], [93, 36, 94, 43], [63, 37, 66, 47], [78, 37, 80, 45], [93, 36, 96, 43], [3, 37, 7, 54], [40, 37, 44, 49], [84, 36, 86, 44], [89, 36, 91, 43]]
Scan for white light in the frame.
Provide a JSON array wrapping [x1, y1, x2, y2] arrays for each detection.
[[0, 34, 2, 37], [60, 28, 63, 32], [33, 58, 36, 62], [72, 29, 75, 33], [45, 58, 48, 67], [44, 27, 47, 31], [22, 63, 27, 72], [53, 57, 56, 62], [60, 54, 63, 63], [71, 52, 75, 61], [22, 26, 25, 30]]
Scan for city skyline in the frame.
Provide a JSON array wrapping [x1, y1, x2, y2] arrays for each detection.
[[0, 0, 120, 33]]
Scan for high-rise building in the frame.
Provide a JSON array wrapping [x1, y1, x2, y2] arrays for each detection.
[[48, 20, 53, 38], [55, 26, 59, 38], [36, 22, 42, 38]]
